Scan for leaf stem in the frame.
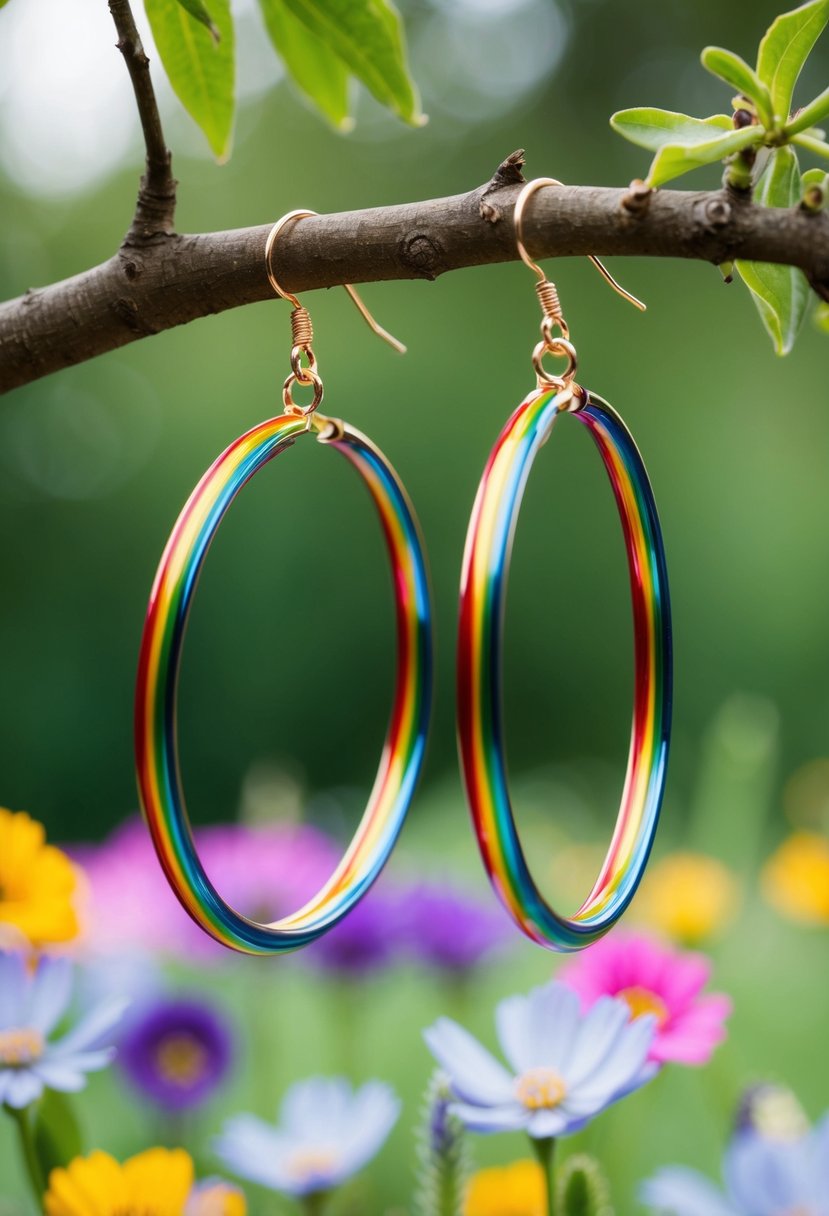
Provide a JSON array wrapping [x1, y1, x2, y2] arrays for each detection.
[[5, 1103, 46, 1211], [532, 1137, 556, 1216]]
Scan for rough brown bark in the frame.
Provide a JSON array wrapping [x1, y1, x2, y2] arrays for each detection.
[[1, 164, 828, 395]]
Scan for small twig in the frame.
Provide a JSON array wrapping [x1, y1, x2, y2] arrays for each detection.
[[109, 0, 177, 241]]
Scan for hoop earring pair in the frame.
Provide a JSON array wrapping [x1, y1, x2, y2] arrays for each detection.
[[134, 181, 672, 957]]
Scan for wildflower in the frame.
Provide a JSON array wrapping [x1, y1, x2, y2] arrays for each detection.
[[558, 931, 731, 1066], [640, 1113, 829, 1215], [423, 981, 656, 1139], [634, 851, 738, 945], [118, 996, 234, 1111], [78, 818, 338, 959], [215, 1076, 400, 1198], [463, 1160, 544, 1216], [0, 808, 79, 949], [762, 831, 829, 925], [44, 1147, 245, 1216], [401, 882, 509, 974], [0, 950, 125, 1108]]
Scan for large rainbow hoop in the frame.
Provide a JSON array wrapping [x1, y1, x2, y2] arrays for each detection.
[[135, 412, 432, 954], [457, 387, 672, 952]]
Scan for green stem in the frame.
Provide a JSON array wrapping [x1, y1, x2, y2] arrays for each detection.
[[532, 1137, 556, 1216], [5, 1103, 46, 1211], [301, 1192, 328, 1216]]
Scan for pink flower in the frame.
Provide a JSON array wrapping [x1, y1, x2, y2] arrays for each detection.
[[558, 931, 731, 1066], [74, 817, 339, 961]]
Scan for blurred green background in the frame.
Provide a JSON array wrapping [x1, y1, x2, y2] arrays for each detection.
[[2, 1, 829, 1211], [1, 0, 828, 841]]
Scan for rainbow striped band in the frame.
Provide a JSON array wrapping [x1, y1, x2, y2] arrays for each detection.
[[457, 387, 672, 952], [135, 412, 432, 954]]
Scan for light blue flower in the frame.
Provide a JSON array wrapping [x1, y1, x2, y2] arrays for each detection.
[[0, 950, 126, 1108], [214, 1076, 400, 1198], [423, 980, 656, 1139], [640, 1116, 829, 1215]]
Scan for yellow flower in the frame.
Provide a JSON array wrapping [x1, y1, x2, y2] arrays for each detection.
[[464, 1160, 545, 1216], [634, 851, 739, 945], [45, 1148, 247, 1216], [0, 809, 79, 949], [762, 832, 829, 926]]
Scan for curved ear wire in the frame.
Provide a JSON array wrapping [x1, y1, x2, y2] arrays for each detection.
[[265, 210, 406, 352], [513, 177, 646, 312]]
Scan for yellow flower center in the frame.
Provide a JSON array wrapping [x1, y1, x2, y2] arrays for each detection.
[[154, 1034, 208, 1087], [617, 986, 670, 1027], [285, 1148, 340, 1185], [514, 1068, 567, 1111], [0, 1027, 45, 1067]]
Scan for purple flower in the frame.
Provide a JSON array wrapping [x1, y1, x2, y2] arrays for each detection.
[[77, 818, 339, 960], [400, 881, 510, 973], [305, 887, 401, 976], [118, 996, 234, 1110], [0, 950, 125, 1108]]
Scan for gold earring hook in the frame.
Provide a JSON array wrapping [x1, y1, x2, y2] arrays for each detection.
[[513, 177, 646, 312], [264, 210, 406, 354]]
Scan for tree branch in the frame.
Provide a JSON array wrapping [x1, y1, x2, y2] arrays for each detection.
[[109, 0, 176, 240], [2, 154, 828, 394]]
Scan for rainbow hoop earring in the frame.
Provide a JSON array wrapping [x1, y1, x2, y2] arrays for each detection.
[[457, 178, 672, 953], [135, 211, 432, 955]]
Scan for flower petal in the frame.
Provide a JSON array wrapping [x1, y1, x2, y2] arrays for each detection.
[[339, 1080, 400, 1173], [214, 1115, 297, 1192], [0, 952, 28, 1029], [724, 1131, 811, 1214], [28, 956, 74, 1035], [2, 1066, 44, 1108], [526, 1108, 571, 1139], [639, 1166, 738, 1216], [496, 983, 582, 1073], [449, 1101, 528, 1134], [564, 996, 631, 1087], [50, 997, 128, 1058], [423, 1019, 513, 1106], [564, 1015, 656, 1115]]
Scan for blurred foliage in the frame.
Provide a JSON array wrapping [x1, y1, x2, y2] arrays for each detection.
[[612, 0, 829, 353], [0, 0, 827, 852]]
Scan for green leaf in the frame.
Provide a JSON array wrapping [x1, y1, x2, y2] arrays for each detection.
[[144, 0, 235, 159], [756, 0, 829, 123], [282, 0, 424, 125], [257, 0, 351, 130], [646, 126, 760, 187], [814, 300, 829, 331], [33, 1090, 83, 1179], [175, 0, 220, 41], [610, 107, 732, 151], [701, 46, 774, 126], [793, 131, 829, 159], [737, 146, 810, 353], [788, 84, 829, 134]]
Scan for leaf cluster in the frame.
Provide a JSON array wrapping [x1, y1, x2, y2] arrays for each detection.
[[143, 0, 424, 160], [611, 0, 829, 352]]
